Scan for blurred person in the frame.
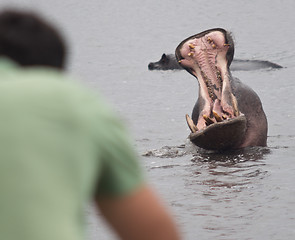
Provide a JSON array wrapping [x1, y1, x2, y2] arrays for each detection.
[[0, 10, 180, 240]]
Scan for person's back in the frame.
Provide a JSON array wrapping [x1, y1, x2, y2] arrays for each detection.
[[0, 59, 138, 239], [0, 10, 180, 240]]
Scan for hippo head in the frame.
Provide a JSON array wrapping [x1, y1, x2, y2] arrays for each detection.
[[148, 54, 170, 70], [175, 28, 247, 150]]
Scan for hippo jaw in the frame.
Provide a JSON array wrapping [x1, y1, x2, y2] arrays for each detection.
[[175, 28, 246, 150]]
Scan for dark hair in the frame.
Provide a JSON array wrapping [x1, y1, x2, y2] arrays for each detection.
[[0, 10, 66, 69]]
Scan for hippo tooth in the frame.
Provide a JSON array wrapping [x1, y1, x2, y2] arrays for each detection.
[[213, 111, 222, 122], [207, 37, 212, 42], [203, 115, 214, 125], [189, 44, 195, 49], [188, 52, 194, 57], [231, 93, 240, 117], [217, 71, 222, 80], [224, 43, 230, 47], [186, 114, 198, 133], [212, 44, 216, 49], [222, 114, 228, 120]]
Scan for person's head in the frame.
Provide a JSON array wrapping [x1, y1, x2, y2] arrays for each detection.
[[0, 10, 66, 69]]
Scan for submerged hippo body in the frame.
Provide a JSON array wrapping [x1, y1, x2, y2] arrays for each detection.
[[148, 53, 282, 71], [175, 28, 267, 150]]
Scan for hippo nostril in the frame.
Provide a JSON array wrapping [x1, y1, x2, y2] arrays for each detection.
[[148, 63, 154, 70]]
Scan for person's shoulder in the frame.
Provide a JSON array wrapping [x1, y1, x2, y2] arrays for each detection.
[[23, 66, 75, 85], [23, 66, 96, 96]]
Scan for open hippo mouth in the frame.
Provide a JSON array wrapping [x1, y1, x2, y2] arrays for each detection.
[[175, 28, 247, 150]]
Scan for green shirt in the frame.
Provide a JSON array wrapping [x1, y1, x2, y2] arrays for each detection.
[[0, 58, 143, 240]]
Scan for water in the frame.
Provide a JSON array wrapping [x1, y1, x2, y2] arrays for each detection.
[[1, 0, 295, 239]]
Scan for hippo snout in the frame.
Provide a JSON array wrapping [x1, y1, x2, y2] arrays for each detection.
[[148, 62, 155, 70]]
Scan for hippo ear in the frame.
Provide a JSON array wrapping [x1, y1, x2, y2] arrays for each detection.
[[161, 54, 169, 63]]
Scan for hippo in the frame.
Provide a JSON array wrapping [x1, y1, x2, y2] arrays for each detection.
[[148, 53, 282, 71], [175, 28, 268, 150], [148, 54, 183, 70]]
